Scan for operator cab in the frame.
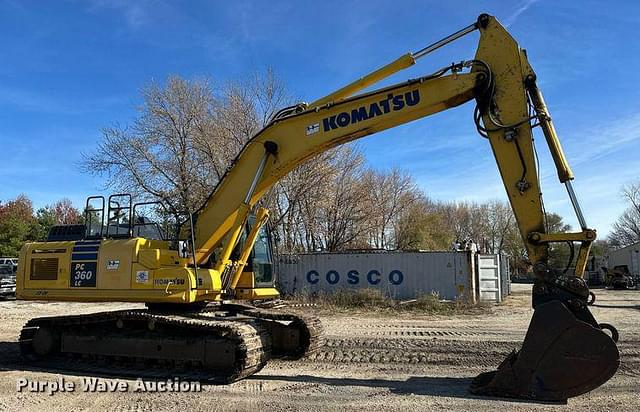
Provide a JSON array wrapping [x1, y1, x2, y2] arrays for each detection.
[[231, 215, 275, 287], [46, 194, 276, 289], [47, 194, 176, 243]]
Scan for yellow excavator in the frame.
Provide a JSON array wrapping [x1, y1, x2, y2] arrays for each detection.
[[17, 14, 619, 401]]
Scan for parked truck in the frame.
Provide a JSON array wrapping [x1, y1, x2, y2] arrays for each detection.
[[0, 264, 16, 298]]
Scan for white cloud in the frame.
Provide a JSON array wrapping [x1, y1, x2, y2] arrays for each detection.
[[504, 0, 541, 27], [571, 113, 640, 166], [86, 0, 155, 30]]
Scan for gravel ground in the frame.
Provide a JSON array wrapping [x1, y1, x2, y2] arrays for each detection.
[[0, 284, 638, 411]]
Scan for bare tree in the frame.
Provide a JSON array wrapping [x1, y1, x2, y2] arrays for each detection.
[[81, 71, 291, 222], [267, 149, 336, 253], [268, 145, 371, 253], [361, 168, 417, 249], [317, 146, 370, 251], [609, 181, 640, 247], [481, 200, 515, 254], [82, 76, 218, 219]]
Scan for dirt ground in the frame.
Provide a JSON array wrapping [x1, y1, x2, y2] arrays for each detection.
[[0, 284, 638, 411]]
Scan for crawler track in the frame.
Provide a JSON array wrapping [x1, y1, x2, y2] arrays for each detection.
[[19, 310, 270, 383], [221, 303, 325, 359]]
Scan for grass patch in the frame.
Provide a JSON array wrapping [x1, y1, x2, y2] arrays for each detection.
[[287, 288, 489, 315]]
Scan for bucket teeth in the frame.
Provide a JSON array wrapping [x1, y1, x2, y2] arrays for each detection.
[[469, 300, 620, 401]]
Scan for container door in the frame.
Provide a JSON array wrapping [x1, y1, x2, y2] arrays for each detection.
[[631, 249, 639, 277], [477, 254, 502, 303], [499, 254, 511, 299]]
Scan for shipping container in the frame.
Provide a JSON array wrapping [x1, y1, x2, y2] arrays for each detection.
[[277, 251, 509, 303]]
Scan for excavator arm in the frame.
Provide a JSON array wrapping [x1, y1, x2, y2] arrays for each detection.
[[190, 14, 619, 401]]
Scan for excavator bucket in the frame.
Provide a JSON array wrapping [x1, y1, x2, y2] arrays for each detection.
[[470, 300, 619, 401]]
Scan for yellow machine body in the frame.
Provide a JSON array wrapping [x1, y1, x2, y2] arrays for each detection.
[[17, 237, 278, 303]]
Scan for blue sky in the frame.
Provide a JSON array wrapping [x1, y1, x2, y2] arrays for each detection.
[[1, 0, 639, 236]]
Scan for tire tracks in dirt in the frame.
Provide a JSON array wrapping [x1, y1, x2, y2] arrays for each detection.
[[298, 331, 640, 378]]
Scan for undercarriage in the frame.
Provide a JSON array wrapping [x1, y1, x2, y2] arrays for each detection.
[[19, 303, 324, 383]]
